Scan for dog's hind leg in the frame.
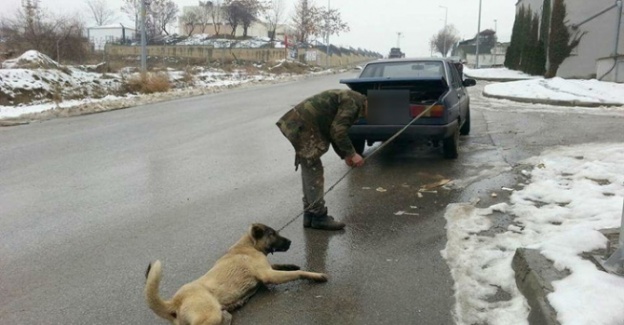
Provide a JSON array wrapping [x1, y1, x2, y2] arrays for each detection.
[[220, 311, 232, 325], [223, 286, 259, 312], [271, 264, 301, 271]]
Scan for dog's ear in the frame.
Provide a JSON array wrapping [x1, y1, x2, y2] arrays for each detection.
[[251, 224, 265, 239]]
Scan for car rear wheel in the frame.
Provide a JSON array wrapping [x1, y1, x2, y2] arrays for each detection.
[[443, 127, 459, 159], [460, 109, 471, 135], [352, 139, 365, 155]]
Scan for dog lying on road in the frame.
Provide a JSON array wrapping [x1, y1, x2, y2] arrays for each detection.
[[144, 223, 328, 325]]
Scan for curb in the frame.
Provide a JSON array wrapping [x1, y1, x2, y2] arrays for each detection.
[[465, 76, 534, 82], [512, 248, 568, 325], [482, 91, 624, 108]]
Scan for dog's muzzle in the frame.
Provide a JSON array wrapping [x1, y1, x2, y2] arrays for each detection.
[[273, 237, 291, 253]]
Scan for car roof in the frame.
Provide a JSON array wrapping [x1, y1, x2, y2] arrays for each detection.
[[367, 57, 455, 65]]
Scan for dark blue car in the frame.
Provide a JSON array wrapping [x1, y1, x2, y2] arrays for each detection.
[[340, 58, 476, 159]]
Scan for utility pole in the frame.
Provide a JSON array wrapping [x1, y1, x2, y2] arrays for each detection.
[[326, 0, 330, 67], [140, 0, 147, 73], [397, 32, 403, 48], [475, 0, 482, 68], [492, 19, 498, 64], [440, 5, 448, 57]]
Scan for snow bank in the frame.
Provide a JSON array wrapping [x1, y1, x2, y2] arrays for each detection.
[[484, 78, 624, 106], [443, 143, 624, 325], [464, 67, 542, 81]]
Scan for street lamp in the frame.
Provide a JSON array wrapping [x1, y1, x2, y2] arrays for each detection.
[[396, 32, 403, 48], [326, 0, 330, 67], [475, 0, 482, 68], [439, 5, 448, 57], [492, 19, 498, 64]]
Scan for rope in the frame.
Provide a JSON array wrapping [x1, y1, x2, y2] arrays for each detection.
[[277, 101, 439, 232]]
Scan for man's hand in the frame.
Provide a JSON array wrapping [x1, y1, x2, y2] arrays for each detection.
[[345, 153, 364, 167]]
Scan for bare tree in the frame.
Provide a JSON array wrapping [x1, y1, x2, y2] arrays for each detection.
[[1, 1, 88, 63], [224, 0, 244, 36], [239, 0, 264, 38], [150, 0, 179, 35], [429, 25, 460, 57], [264, 0, 285, 42], [120, 0, 141, 37], [317, 6, 349, 43], [180, 8, 200, 36], [208, 0, 224, 35], [85, 0, 117, 26], [196, 1, 211, 34], [291, 0, 320, 44]]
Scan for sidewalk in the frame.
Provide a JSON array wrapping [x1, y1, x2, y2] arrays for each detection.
[[442, 142, 624, 325], [464, 67, 624, 107]]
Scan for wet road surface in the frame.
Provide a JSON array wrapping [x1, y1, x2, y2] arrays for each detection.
[[1, 73, 623, 324]]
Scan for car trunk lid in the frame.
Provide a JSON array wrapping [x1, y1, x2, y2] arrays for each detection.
[[340, 77, 449, 125]]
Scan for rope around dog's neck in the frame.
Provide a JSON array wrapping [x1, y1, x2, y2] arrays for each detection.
[[277, 101, 439, 232]]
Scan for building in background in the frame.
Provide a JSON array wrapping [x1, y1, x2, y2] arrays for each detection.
[[515, 0, 623, 81], [87, 25, 135, 51], [452, 30, 508, 68]]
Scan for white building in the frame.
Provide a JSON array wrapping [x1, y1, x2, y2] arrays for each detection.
[[87, 25, 136, 51], [516, 0, 624, 81]]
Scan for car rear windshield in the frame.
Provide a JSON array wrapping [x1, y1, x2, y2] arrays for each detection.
[[360, 61, 445, 79]]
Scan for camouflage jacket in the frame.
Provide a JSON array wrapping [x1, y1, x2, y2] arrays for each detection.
[[276, 89, 367, 161]]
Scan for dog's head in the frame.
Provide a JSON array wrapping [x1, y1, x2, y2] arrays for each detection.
[[249, 223, 291, 255]]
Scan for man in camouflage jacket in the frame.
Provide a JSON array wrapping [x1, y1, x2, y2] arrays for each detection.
[[276, 89, 367, 231]]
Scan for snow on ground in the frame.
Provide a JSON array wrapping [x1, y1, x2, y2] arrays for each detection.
[[464, 67, 541, 80], [484, 78, 624, 106], [0, 51, 122, 107], [176, 35, 284, 48], [0, 50, 331, 120], [442, 143, 624, 325], [1, 50, 63, 69]]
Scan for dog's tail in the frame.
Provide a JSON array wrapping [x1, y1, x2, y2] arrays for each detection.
[[144, 260, 177, 322]]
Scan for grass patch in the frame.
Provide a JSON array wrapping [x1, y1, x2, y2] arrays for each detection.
[[122, 72, 171, 94]]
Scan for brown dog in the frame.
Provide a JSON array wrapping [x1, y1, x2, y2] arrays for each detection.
[[144, 223, 328, 325]]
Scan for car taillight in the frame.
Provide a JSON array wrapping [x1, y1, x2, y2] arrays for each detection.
[[410, 104, 445, 118]]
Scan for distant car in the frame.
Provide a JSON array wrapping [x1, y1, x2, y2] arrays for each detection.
[[340, 58, 476, 159], [388, 47, 405, 59]]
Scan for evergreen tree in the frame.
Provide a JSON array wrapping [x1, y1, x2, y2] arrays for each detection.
[[546, 0, 584, 78], [540, 0, 551, 47], [537, 0, 551, 76], [505, 6, 524, 69], [530, 14, 543, 75]]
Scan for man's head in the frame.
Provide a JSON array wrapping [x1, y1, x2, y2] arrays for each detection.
[[344, 89, 368, 118]]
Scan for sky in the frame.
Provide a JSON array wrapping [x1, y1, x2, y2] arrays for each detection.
[[1, 0, 518, 57]]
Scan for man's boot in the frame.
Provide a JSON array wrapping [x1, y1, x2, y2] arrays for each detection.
[[305, 209, 345, 231], [303, 212, 313, 228]]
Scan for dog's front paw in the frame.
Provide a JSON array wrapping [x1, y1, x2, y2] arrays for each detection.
[[312, 273, 328, 283]]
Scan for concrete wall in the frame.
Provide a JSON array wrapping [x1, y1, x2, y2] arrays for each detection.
[[516, 0, 624, 79], [105, 45, 378, 67], [465, 54, 506, 68], [558, 0, 624, 79]]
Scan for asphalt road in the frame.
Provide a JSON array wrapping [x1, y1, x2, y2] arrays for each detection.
[[1, 72, 623, 325]]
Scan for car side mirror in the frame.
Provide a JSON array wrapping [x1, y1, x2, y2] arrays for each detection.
[[462, 79, 477, 87]]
